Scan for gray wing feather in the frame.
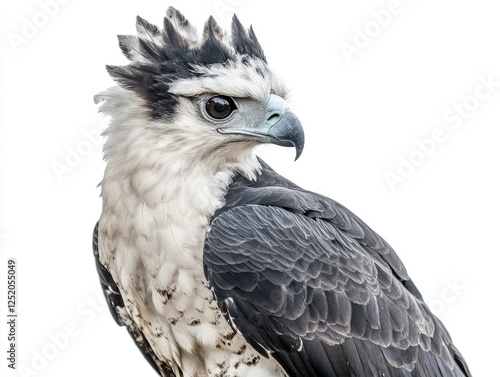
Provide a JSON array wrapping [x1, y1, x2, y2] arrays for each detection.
[[203, 161, 471, 377]]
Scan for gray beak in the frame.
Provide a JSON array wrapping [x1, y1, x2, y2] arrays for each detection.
[[217, 94, 305, 160], [261, 110, 304, 160]]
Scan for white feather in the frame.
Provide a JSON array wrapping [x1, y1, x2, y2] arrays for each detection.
[[168, 57, 288, 101], [96, 84, 286, 375], [95, 8, 292, 372]]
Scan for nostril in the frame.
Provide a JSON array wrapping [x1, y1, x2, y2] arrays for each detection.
[[267, 113, 281, 125]]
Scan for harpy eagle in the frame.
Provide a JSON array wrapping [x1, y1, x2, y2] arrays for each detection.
[[93, 7, 471, 377]]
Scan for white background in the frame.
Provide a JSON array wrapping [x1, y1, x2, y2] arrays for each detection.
[[1, 0, 499, 376]]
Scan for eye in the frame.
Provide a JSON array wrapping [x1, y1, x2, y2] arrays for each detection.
[[206, 96, 236, 119]]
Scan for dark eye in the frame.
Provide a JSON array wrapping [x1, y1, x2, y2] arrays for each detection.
[[206, 96, 236, 119]]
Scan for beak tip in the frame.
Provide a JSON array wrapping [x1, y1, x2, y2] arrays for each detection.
[[272, 110, 305, 162], [294, 145, 304, 161]]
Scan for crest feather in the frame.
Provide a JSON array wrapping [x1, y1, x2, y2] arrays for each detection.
[[231, 15, 266, 62], [105, 7, 269, 119], [136, 15, 161, 43], [166, 7, 198, 44], [203, 16, 224, 42], [163, 16, 191, 50], [117, 35, 142, 62]]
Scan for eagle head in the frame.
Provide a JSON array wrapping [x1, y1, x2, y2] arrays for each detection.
[[95, 7, 304, 175]]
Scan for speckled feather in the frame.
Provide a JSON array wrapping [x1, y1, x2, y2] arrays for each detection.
[[93, 223, 176, 376]]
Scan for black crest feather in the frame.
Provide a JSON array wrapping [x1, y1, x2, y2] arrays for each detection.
[[231, 15, 266, 62], [105, 7, 268, 119], [163, 17, 189, 50]]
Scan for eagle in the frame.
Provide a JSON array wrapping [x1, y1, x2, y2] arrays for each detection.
[[93, 7, 471, 377]]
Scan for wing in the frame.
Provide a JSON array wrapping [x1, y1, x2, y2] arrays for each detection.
[[93, 223, 176, 377], [203, 162, 471, 377]]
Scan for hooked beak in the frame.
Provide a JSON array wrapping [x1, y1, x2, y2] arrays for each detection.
[[217, 95, 305, 160]]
